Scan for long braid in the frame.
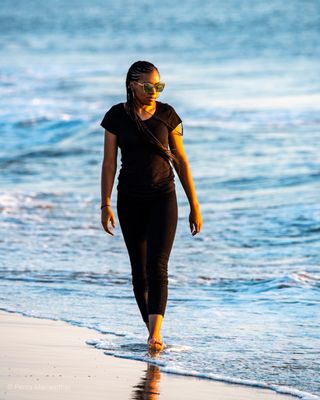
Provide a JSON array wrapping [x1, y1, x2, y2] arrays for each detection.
[[125, 61, 182, 172]]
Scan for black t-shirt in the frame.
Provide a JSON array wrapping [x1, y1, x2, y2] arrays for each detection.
[[100, 101, 183, 198]]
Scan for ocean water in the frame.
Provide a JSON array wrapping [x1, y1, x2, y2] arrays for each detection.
[[0, 0, 320, 398]]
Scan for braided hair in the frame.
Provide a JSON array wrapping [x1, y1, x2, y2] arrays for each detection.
[[125, 60, 183, 171]]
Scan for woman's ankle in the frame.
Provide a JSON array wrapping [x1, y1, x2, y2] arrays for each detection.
[[148, 335, 162, 342]]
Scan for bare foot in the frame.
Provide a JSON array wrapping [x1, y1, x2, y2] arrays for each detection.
[[147, 336, 165, 352]]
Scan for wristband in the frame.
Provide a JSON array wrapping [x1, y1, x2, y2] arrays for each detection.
[[101, 204, 111, 210]]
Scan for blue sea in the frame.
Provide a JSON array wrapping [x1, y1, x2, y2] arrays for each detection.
[[0, 0, 319, 398]]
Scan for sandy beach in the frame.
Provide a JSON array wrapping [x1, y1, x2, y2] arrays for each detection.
[[0, 310, 298, 400]]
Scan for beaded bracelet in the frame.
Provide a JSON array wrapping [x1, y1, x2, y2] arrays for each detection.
[[100, 204, 111, 210]]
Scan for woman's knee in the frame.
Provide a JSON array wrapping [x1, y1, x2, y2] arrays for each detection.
[[146, 255, 169, 285], [131, 272, 148, 289]]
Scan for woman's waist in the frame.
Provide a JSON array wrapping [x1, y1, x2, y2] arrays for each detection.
[[118, 167, 174, 184], [117, 180, 175, 199]]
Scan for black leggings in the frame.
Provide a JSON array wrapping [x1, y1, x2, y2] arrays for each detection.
[[117, 189, 178, 323]]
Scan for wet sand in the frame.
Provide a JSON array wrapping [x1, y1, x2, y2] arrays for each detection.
[[0, 310, 297, 400]]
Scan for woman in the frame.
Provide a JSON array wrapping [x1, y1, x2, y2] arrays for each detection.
[[100, 61, 202, 353]]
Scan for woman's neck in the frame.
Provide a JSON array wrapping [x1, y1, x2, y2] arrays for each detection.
[[126, 101, 156, 116], [139, 105, 156, 116]]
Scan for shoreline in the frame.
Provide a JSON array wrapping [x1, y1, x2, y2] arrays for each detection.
[[0, 309, 303, 399]]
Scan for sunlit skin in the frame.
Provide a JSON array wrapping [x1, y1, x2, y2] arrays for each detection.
[[101, 69, 203, 352]]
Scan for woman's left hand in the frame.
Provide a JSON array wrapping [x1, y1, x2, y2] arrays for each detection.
[[189, 205, 202, 236]]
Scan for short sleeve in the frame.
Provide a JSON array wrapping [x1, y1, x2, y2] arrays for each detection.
[[168, 105, 183, 136], [100, 105, 118, 135]]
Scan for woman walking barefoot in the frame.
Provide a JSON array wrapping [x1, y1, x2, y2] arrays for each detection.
[[100, 61, 202, 353]]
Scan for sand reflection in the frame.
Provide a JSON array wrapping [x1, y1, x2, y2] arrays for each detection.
[[131, 362, 162, 400]]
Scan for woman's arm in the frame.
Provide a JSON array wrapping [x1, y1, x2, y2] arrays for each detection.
[[101, 129, 117, 205], [101, 129, 118, 235], [169, 124, 202, 235]]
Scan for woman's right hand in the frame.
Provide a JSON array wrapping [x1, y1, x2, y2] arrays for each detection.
[[101, 206, 116, 236]]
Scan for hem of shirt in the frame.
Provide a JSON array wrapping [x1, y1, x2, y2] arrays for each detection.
[[116, 181, 176, 199]]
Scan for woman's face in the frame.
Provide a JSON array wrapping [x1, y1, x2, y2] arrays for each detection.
[[130, 69, 161, 107]]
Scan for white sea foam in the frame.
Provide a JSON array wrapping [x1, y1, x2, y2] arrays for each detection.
[[157, 366, 320, 400]]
